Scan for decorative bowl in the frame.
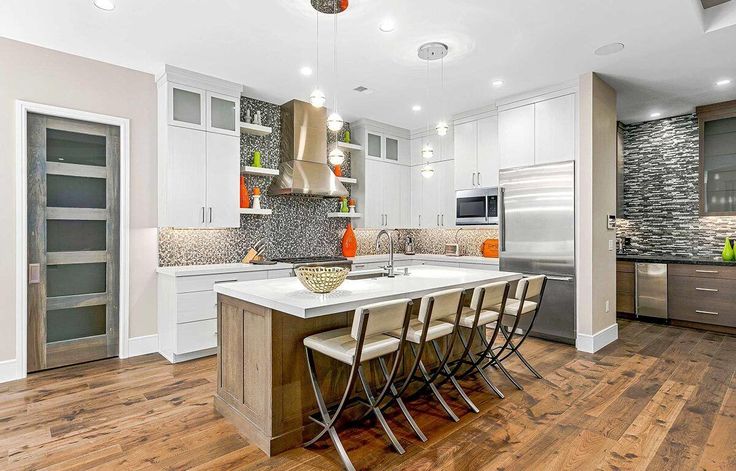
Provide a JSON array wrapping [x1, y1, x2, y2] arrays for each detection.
[[294, 265, 350, 293]]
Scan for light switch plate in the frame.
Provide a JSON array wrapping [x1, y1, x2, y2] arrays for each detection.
[[607, 214, 617, 230], [608, 240, 614, 251]]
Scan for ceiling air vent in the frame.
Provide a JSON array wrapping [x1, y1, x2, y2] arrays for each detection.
[[701, 0, 730, 9], [353, 86, 374, 95]]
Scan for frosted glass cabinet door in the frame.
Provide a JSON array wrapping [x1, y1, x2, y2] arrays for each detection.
[[385, 136, 399, 161], [168, 83, 206, 130], [367, 133, 383, 159], [207, 92, 239, 136]]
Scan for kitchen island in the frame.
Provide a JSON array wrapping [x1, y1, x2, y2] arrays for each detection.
[[213, 265, 521, 456]]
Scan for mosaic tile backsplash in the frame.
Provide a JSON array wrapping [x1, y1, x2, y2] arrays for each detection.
[[616, 113, 736, 257]]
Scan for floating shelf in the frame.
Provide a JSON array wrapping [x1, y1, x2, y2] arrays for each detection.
[[337, 176, 357, 184], [239, 208, 272, 215], [240, 122, 272, 136], [327, 212, 362, 218], [241, 166, 279, 177], [337, 141, 362, 151]]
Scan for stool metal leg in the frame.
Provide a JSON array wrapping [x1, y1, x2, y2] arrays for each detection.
[[458, 329, 505, 399], [410, 343, 460, 422], [500, 327, 543, 379], [357, 366, 405, 455], [430, 340, 479, 413], [304, 347, 357, 471], [377, 356, 427, 442], [476, 325, 523, 391]]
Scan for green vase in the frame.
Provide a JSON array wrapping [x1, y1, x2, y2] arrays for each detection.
[[340, 198, 349, 213], [343, 130, 351, 143], [253, 151, 262, 168], [722, 238, 734, 261]]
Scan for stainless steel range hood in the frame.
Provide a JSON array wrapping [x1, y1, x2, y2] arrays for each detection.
[[268, 100, 348, 198]]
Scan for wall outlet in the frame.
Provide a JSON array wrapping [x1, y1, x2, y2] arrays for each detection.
[[605, 300, 610, 313]]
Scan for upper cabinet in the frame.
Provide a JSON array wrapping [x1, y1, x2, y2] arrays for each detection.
[[158, 65, 243, 228], [454, 115, 499, 190], [411, 129, 454, 166], [697, 100, 736, 216], [498, 92, 576, 170], [354, 120, 410, 165]]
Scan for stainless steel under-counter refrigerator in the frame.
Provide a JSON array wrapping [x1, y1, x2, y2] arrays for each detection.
[[499, 161, 576, 344]]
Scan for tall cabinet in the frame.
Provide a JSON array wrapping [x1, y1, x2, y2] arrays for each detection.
[[158, 65, 242, 228], [409, 129, 455, 228], [454, 114, 499, 190]]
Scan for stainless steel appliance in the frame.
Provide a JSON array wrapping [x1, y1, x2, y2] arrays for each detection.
[[499, 161, 576, 344], [635, 263, 668, 319], [404, 236, 415, 255], [455, 187, 498, 225]]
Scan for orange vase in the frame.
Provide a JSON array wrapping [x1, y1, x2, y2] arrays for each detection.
[[342, 222, 357, 257], [239, 176, 250, 209]]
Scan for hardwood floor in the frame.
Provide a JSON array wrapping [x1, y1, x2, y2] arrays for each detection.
[[1, 319, 734, 470]]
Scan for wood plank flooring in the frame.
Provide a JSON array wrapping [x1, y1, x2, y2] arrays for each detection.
[[1, 319, 734, 470]]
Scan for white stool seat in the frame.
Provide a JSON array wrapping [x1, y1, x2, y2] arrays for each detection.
[[392, 318, 453, 344], [498, 299, 537, 316], [459, 306, 500, 328], [304, 327, 400, 365]]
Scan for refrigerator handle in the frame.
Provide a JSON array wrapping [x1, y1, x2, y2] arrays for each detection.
[[546, 275, 573, 282], [499, 186, 506, 252]]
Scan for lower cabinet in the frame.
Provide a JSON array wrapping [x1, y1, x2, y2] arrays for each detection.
[[616, 261, 635, 314], [668, 264, 736, 328], [157, 268, 293, 363]]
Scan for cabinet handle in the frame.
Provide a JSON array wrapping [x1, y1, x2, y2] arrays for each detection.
[[478, 172, 482, 186], [209, 207, 213, 223], [695, 310, 719, 316], [695, 269, 718, 273], [437, 214, 440, 226], [201, 207, 206, 223], [472, 173, 476, 186], [214, 279, 238, 284], [695, 287, 718, 292], [419, 215, 422, 227], [441, 214, 444, 226]]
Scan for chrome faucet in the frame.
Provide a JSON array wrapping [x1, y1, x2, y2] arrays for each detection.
[[375, 229, 395, 278]]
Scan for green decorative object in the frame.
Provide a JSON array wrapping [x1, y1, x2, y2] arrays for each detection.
[[722, 237, 735, 261], [343, 130, 351, 143], [340, 197, 349, 213], [253, 150, 262, 168]]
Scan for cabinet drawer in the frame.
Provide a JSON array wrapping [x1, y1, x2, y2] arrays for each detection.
[[668, 275, 736, 304], [177, 291, 216, 323], [176, 271, 267, 293], [176, 318, 218, 354], [668, 294, 736, 327], [616, 271, 635, 295], [668, 264, 736, 280], [616, 261, 634, 273]]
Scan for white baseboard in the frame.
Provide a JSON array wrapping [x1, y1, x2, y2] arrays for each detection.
[[576, 323, 618, 353], [0, 358, 22, 384], [128, 334, 159, 357]]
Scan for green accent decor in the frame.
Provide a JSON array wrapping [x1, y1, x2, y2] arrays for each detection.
[[343, 130, 351, 143], [340, 197, 349, 213], [253, 150, 262, 168], [722, 237, 734, 261]]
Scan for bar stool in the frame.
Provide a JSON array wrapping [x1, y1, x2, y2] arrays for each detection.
[[491, 275, 548, 381], [388, 288, 479, 423], [448, 281, 511, 399], [302, 298, 415, 471]]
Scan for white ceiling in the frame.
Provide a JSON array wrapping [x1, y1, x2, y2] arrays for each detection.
[[1, 0, 735, 127]]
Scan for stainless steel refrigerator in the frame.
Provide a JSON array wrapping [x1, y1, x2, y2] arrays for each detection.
[[499, 161, 576, 344]]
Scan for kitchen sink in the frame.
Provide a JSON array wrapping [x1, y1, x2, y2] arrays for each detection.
[[347, 268, 409, 280]]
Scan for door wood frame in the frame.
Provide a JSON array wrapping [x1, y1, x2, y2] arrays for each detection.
[[15, 100, 131, 380]]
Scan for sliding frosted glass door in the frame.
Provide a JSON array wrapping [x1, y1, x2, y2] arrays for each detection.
[[27, 114, 120, 372]]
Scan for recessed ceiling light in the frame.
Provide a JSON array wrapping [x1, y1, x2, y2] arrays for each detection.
[[92, 0, 115, 11], [650, 112, 661, 118], [378, 19, 396, 33], [412, 104, 422, 112], [492, 80, 504, 87], [716, 79, 732, 86], [594, 42, 625, 56], [299, 66, 313, 77]]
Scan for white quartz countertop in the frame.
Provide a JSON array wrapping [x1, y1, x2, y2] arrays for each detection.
[[351, 254, 499, 265], [156, 262, 294, 277], [214, 265, 520, 318]]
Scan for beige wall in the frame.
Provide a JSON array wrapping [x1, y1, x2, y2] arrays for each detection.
[[577, 72, 618, 338], [0, 38, 158, 362]]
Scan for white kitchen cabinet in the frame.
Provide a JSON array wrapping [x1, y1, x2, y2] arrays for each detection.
[[498, 104, 535, 170], [453, 115, 499, 190], [418, 160, 455, 227], [205, 132, 240, 227], [158, 65, 243, 229], [411, 130, 454, 166], [410, 166, 424, 228], [360, 159, 409, 228], [534, 94, 575, 164], [361, 130, 409, 165]]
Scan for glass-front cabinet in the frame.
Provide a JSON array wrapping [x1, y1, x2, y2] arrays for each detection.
[[206, 91, 239, 136], [168, 83, 206, 130], [698, 101, 736, 216]]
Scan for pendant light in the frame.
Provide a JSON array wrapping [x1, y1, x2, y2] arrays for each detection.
[[328, 132, 345, 165], [420, 164, 435, 178], [309, 9, 326, 108], [327, 0, 344, 132], [435, 55, 449, 136]]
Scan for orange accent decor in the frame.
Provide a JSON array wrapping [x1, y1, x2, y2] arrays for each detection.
[[253, 187, 261, 195], [333, 165, 342, 177], [342, 222, 357, 257], [481, 239, 499, 258], [348, 198, 356, 206], [239, 176, 250, 209]]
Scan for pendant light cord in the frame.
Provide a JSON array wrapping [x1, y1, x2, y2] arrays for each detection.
[[333, 0, 338, 113], [315, 10, 319, 89]]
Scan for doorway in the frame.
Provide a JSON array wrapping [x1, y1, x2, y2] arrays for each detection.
[[26, 113, 121, 372]]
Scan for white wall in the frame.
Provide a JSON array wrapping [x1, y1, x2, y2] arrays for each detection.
[[0, 38, 159, 363], [576, 72, 618, 351]]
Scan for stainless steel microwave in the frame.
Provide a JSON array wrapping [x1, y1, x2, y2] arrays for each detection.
[[456, 187, 498, 225]]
